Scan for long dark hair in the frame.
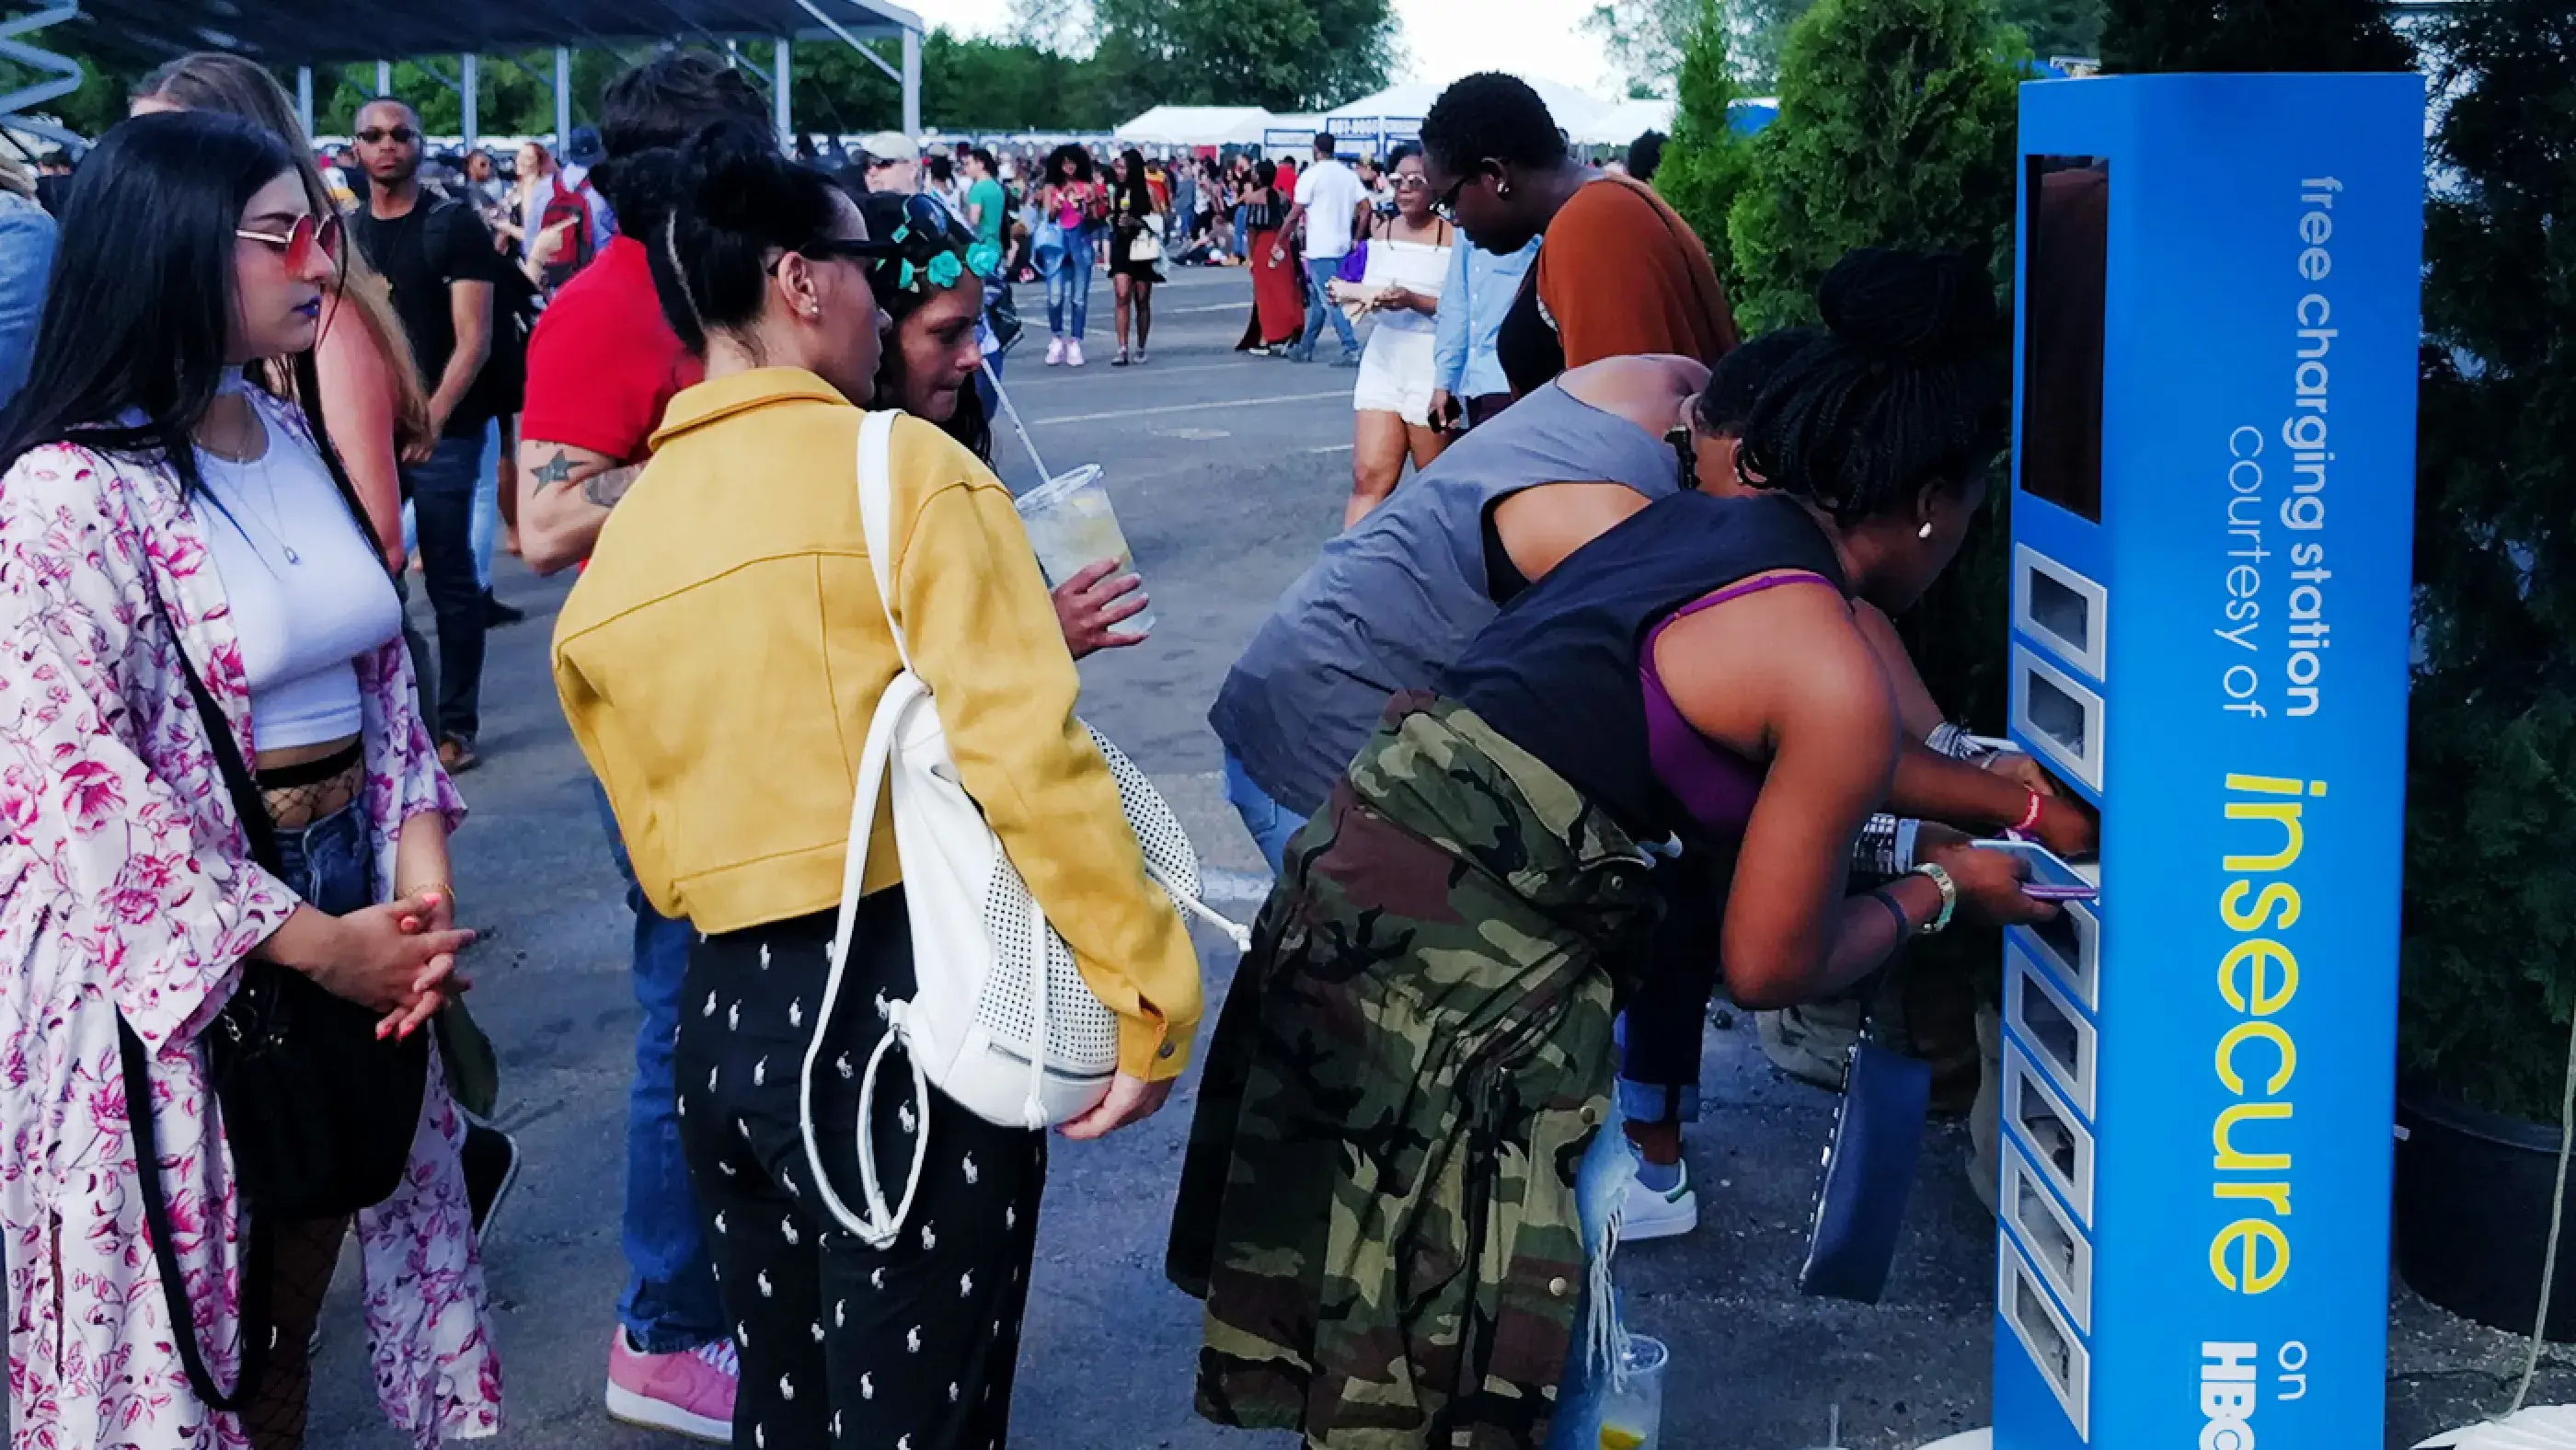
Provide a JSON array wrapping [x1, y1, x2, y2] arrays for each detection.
[[1045, 144, 1094, 185], [0, 111, 369, 535], [855, 190, 991, 461]]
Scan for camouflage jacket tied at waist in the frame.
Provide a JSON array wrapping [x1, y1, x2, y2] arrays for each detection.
[[1167, 692, 1662, 1450]]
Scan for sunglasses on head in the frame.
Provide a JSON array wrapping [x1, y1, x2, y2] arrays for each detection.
[[236, 213, 343, 271], [355, 126, 418, 145], [766, 233, 905, 273]]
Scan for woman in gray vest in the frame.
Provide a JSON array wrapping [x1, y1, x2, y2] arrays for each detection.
[[1209, 331, 2100, 1242]]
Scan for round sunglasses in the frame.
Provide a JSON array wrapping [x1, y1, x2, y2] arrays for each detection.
[[236, 213, 343, 273]]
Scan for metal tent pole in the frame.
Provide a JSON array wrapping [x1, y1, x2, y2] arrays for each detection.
[[461, 52, 478, 150], [296, 66, 314, 140], [775, 38, 791, 146], [376, 60, 392, 97], [901, 27, 920, 135], [555, 47, 572, 144]]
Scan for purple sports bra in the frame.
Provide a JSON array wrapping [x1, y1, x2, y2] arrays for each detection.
[[1638, 570, 1841, 836]]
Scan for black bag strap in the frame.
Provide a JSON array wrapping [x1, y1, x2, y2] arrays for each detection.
[[117, 580, 277, 1411]]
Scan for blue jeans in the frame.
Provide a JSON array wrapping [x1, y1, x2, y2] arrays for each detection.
[[594, 782, 730, 1354], [1047, 232, 1093, 339], [470, 417, 501, 592], [1546, 1096, 1638, 1450], [1222, 750, 1303, 877], [1299, 257, 1359, 358], [275, 800, 373, 916], [1230, 205, 1248, 259], [400, 433, 489, 742]]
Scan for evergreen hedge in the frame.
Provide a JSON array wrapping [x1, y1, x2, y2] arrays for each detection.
[[2394, 0, 2576, 1121]]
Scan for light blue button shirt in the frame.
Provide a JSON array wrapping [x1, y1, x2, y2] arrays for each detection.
[[1432, 233, 1540, 401], [0, 193, 56, 410]]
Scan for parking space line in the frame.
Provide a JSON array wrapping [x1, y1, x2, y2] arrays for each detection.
[[1033, 390, 1351, 426]]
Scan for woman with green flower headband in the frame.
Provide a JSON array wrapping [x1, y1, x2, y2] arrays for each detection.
[[854, 190, 1147, 661]]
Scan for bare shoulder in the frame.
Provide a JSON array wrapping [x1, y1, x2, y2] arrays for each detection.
[[1656, 574, 1891, 741], [1558, 354, 1711, 416]]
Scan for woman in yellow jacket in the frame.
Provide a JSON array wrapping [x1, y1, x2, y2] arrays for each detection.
[[551, 124, 1202, 1450]]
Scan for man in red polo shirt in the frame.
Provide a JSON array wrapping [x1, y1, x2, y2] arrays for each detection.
[[517, 53, 765, 1443]]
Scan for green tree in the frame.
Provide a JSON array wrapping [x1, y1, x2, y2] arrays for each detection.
[[1581, 0, 1697, 98], [2397, 0, 2576, 1120], [2000, 0, 2105, 58], [2100, 0, 2410, 72], [1092, 0, 1395, 111], [1724, 0, 2021, 330], [1651, 0, 1756, 287], [1729, 0, 1816, 88]]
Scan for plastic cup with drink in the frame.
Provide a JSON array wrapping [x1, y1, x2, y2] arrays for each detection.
[[1013, 465, 1155, 638], [1598, 1334, 1668, 1450]]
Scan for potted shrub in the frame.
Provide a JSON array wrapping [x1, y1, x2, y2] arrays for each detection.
[[2390, 0, 2576, 1338]]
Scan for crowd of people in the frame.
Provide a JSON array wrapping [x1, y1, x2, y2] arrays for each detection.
[[0, 50, 2093, 1450]]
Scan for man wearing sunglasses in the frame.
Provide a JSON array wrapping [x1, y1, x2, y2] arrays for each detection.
[[348, 97, 507, 775]]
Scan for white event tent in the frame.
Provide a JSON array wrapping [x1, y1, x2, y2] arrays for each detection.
[[1311, 78, 1642, 155], [1113, 106, 1279, 147]]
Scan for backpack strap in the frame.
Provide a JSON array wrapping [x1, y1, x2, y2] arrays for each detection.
[[799, 408, 931, 1250]]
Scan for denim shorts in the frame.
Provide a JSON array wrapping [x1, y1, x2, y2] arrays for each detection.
[[273, 800, 374, 916]]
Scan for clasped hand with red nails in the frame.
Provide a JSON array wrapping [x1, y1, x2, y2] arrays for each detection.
[[308, 889, 475, 1042]]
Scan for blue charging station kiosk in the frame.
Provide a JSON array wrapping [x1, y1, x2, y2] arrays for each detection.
[[1986, 73, 2425, 1448]]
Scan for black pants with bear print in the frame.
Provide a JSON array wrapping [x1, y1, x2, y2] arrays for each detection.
[[675, 893, 1047, 1450]]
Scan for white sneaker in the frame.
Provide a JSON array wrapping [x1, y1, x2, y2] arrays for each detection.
[[1622, 1158, 1700, 1241], [1066, 339, 1087, 367], [1044, 337, 1066, 365]]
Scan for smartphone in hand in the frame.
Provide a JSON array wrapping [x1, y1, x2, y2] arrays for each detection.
[[1971, 837, 2099, 903]]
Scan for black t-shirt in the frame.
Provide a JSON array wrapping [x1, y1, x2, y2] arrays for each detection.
[[350, 190, 505, 440]]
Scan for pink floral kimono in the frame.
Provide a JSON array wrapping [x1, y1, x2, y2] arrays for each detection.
[[0, 409, 503, 1447]]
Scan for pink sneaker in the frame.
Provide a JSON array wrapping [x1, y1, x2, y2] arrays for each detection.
[[605, 1329, 738, 1443], [1066, 339, 1087, 367], [1044, 337, 1066, 366]]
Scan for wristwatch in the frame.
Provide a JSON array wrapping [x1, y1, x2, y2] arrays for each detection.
[[1910, 862, 1958, 936]]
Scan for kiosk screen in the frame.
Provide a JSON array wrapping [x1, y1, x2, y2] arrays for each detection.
[[2020, 155, 2109, 523]]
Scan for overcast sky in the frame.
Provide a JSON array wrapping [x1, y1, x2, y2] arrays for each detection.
[[913, 0, 1626, 99]]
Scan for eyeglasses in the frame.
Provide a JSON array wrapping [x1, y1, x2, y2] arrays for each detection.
[[1429, 172, 1474, 222], [354, 126, 419, 145], [1389, 174, 1430, 191], [236, 213, 343, 272]]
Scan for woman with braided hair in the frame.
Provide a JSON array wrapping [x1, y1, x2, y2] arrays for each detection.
[[1173, 248, 2063, 1450]]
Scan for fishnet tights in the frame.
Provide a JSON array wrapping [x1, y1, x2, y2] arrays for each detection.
[[258, 770, 359, 832], [242, 1215, 349, 1450]]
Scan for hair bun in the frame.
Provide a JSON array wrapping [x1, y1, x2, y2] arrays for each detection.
[[681, 120, 803, 233], [1816, 247, 1995, 362]]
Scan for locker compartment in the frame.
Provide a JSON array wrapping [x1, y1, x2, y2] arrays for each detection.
[[2012, 643, 2106, 792], [2015, 545, 2109, 681], [2005, 1041, 2094, 1226], [2012, 892, 2100, 1012], [2007, 943, 2099, 1118], [2004, 1133, 2094, 1331], [2002, 1228, 2092, 1440]]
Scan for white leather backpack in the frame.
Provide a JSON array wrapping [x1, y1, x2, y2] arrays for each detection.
[[800, 410, 1249, 1249]]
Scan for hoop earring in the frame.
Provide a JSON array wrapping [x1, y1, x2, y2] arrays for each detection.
[[1917, 521, 1936, 540], [1496, 179, 1512, 198]]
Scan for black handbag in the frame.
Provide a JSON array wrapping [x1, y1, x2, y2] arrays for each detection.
[[117, 593, 428, 1410], [1797, 990, 1933, 1304]]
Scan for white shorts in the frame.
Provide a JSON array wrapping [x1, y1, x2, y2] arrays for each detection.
[[1352, 324, 1438, 428]]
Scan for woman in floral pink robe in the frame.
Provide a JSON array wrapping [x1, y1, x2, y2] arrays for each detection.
[[0, 113, 502, 1447]]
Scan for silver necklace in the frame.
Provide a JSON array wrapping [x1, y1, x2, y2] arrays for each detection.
[[202, 415, 302, 567]]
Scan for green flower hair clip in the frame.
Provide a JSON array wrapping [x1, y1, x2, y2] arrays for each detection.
[[926, 251, 964, 289], [966, 240, 1004, 280]]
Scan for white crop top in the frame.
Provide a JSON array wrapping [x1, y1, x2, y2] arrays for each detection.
[[196, 420, 403, 752]]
